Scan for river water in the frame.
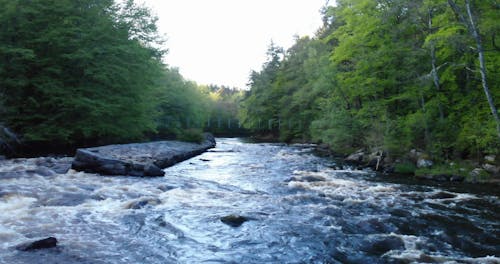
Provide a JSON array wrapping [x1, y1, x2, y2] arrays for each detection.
[[0, 138, 498, 263]]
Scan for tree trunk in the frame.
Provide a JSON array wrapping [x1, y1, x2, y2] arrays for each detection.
[[428, 8, 444, 120], [420, 95, 430, 146], [448, 0, 500, 140]]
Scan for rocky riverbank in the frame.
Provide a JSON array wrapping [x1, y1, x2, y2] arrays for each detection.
[[0, 133, 216, 179], [315, 144, 500, 185], [72, 133, 216, 176]]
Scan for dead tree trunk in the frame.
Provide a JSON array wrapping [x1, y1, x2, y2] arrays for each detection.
[[448, 0, 500, 141], [428, 8, 444, 121]]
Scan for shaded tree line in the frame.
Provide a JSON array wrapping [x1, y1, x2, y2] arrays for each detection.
[[0, 0, 213, 155], [240, 0, 499, 161], [203, 85, 246, 136]]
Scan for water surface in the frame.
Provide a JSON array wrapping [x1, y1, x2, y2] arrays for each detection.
[[0, 138, 498, 263]]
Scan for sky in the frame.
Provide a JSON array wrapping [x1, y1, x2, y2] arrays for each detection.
[[141, 0, 327, 89]]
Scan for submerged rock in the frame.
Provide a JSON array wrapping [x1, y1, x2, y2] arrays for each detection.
[[285, 175, 326, 182], [34, 157, 73, 174], [361, 236, 405, 255], [27, 167, 55, 177], [72, 133, 216, 176], [220, 215, 250, 227], [125, 197, 162, 209], [430, 191, 456, 199], [416, 174, 464, 182], [16, 237, 57, 251]]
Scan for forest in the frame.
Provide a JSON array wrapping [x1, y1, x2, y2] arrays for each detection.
[[240, 0, 499, 165], [1, 0, 499, 167], [0, 0, 241, 155]]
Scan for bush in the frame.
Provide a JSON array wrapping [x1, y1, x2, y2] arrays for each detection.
[[176, 129, 204, 143], [394, 162, 416, 174], [414, 162, 472, 178]]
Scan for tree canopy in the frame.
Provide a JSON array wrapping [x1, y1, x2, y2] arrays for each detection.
[[240, 0, 499, 159], [0, 0, 220, 154]]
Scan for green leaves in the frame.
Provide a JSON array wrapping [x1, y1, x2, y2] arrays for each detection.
[[0, 0, 194, 149], [241, 0, 499, 159]]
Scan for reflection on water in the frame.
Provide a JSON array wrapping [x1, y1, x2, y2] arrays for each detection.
[[0, 138, 498, 263]]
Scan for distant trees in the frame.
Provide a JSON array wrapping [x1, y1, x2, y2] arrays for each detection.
[[204, 85, 245, 135], [240, 0, 499, 159]]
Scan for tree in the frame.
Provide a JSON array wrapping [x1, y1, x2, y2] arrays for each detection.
[[447, 0, 500, 141], [0, 0, 165, 147], [241, 0, 499, 159], [239, 42, 284, 133]]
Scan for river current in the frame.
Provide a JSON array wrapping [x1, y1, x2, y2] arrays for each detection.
[[0, 138, 498, 263]]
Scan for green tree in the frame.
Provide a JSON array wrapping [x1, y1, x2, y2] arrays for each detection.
[[0, 0, 165, 147]]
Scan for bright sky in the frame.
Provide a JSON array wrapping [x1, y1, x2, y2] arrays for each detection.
[[141, 0, 327, 89]]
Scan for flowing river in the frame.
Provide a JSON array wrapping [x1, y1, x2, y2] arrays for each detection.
[[0, 138, 498, 263]]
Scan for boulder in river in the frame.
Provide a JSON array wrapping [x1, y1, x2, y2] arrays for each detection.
[[344, 149, 365, 163], [16, 237, 57, 251], [344, 148, 388, 172], [220, 215, 250, 227], [72, 133, 216, 176], [361, 236, 405, 255]]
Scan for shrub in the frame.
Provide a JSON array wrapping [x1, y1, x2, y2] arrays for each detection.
[[394, 162, 416, 174], [176, 129, 204, 143]]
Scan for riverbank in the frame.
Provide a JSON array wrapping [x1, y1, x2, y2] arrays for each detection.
[[313, 143, 500, 185], [248, 134, 500, 185], [0, 133, 216, 178]]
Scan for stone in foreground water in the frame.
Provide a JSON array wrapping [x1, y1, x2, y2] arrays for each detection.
[[16, 237, 57, 251], [220, 215, 250, 227]]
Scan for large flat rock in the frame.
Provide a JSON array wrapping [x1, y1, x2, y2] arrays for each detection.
[[71, 133, 215, 176]]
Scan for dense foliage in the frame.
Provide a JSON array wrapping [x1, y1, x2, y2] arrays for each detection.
[[240, 0, 499, 160], [0, 0, 217, 153]]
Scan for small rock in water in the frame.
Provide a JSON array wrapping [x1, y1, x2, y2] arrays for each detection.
[[50, 163, 72, 174], [430, 192, 456, 199], [220, 215, 249, 227], [285, 175, 325, 182], [144, 163, 164, 176], [125, 198, 161, 209], [157, 185, 176, 192], [16, 237, 57, 251], [361, 236, 404, 255], [27, 167, 55, 177]]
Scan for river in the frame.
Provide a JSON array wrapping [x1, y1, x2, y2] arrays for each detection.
[[0, 138, 498, 263]]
